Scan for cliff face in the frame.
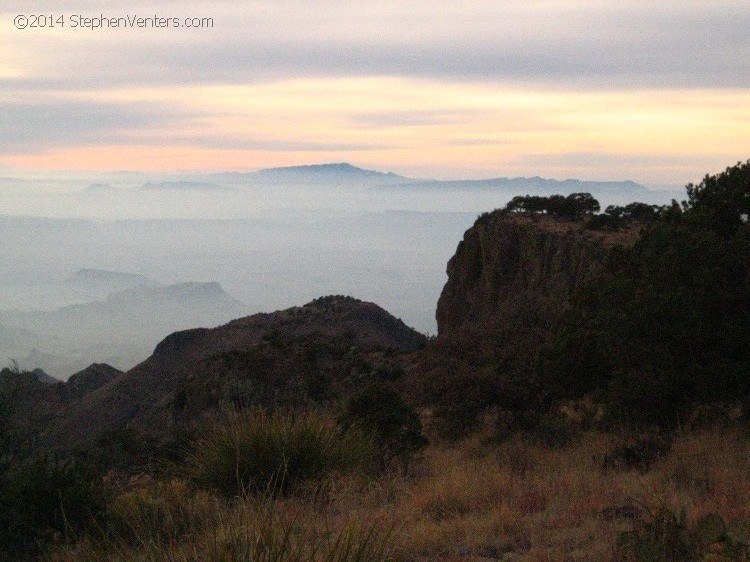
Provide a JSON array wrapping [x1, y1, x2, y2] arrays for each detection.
[[436, 212, 636, 338]]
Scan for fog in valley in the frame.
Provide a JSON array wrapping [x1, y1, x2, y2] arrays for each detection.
[[0, 164, 678, 379]]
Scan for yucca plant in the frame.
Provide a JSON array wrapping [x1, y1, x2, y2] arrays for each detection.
[[186, 408, 375, 497]]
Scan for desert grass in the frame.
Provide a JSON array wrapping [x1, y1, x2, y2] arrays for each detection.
[[48, 478, 395, 561], [46, 427, 750, 561]]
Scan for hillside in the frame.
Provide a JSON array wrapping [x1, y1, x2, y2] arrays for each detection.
[[410, 167, 750, 434], [44, 296, 427, 449], [254, 162, 408, 185]]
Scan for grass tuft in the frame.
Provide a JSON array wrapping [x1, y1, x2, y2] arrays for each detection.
[[185, 408, 375, 497]]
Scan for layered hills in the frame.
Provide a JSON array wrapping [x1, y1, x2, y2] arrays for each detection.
[[9, 211, 647, 451], [0, 281, 247, 378], [29, 296, 426, 450], [2, 163, 749, 562]]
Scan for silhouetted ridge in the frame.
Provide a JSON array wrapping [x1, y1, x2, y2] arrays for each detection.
[[153, 328, 211, 357], [66, 363, 123, 396]]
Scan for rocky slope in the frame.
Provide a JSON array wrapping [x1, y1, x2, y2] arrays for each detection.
[[0, 363, 120, 457], [45, 296, 427, 449]]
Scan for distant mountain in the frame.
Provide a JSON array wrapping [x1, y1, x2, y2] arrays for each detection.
[[30, 368, 59, 384], [0, 322, 42, 350], [396, 176, 648, 194], [0, 282, 248, 378], [1, 281, 245, 333], [376, 175, 662, 206], [209, 163, 410, 186], [140, 181, 233, 191], [19, 348, 103, 381]]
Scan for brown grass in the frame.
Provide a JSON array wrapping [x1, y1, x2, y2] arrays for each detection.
[[46, 428, 750, 561]]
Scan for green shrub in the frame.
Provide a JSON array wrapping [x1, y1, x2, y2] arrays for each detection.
[[186, 408, 375, 497], [0, 452, 106, 559], [339, 382, 427, 471]]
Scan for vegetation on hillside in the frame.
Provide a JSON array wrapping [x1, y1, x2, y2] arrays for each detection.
[[424, 160, 750, 438], [546, 160, 750, 428], [502, 192, 601, 220]]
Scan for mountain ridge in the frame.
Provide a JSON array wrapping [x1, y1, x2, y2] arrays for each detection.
[[43, 296, 427, 449]]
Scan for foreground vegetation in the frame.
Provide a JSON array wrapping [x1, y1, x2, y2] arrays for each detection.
[[7, 421, 747, 561]]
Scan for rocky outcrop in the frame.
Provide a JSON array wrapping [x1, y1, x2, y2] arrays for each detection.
[[436, 212, 637, 338], [401, 211, 641, 421], [64, 363, 123, 398]]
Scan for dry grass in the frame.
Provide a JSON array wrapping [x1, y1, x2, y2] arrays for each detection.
[[46, 428, 750, 561]]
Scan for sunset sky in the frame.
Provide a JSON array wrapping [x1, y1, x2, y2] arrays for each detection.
[[2, 0, 749, 186]]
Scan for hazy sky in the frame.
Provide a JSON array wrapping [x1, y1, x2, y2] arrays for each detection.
[[2, 1, 749, 185]]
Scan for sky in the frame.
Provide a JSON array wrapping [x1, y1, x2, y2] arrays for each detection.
[[1, 1, 749, 186]]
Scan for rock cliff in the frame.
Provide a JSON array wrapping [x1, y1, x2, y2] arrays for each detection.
[[436, 211, 638, 340]]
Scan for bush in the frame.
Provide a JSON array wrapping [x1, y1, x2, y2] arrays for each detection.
[[339, 382, 427, 471], [186, 408, 375, 497], [431, 371, 501, 440], [615, 507, 749, 561], [685, 159, 750, 237], [0, 452, 106, 559], [532, 411, 580, 448], [53, 485, 396, 562], [603, 433, 671, 473], [504, 192, 600, 220], [615, 506, 695, 561], [549, 216, 750, 429]]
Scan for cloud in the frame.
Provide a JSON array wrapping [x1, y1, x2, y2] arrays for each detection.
[[0, 100, 189, 152], [2, 2, 749, 90], [2, 1, 749, 182]]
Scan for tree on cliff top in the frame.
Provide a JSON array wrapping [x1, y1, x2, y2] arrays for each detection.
[[685, 159, 750, 237], [504, 192, 600, 220]]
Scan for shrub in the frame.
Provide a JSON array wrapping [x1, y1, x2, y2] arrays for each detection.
[[186, 408, 375, 497], [603, 433, 671, 473], [532, 411, 580, 448], [0, 452, 106, 559], [503, 192, 600, 220], [615, 507, 749, 561], [104, 478, 209, 548], [615, 506, 695, 561], [53, 486, 396, 562], [339, 382, 427, 471]]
